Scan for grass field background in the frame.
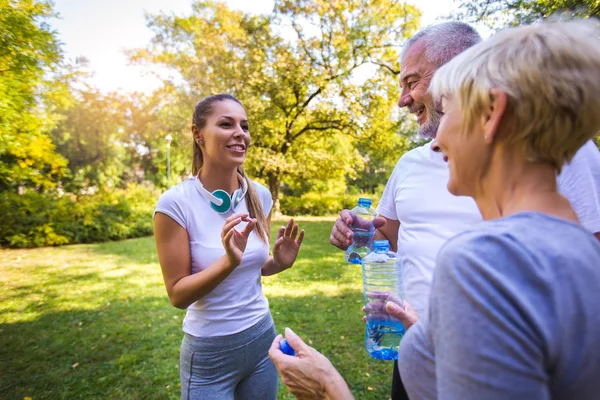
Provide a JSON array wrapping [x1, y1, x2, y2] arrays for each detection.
[[1, 218, 394, 399]]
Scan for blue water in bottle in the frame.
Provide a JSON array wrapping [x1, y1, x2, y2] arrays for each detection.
[[365, 320, 406, 360], [362, 240, 405, 360], [345, 198, 377, 265]]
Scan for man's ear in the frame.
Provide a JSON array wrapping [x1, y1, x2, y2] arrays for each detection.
[[482, 89, 507, 144]]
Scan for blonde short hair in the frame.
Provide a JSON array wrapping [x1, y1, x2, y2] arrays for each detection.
[[429, 19, 600, 172]]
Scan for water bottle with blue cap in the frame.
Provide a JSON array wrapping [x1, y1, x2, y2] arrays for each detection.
[[345, 198, 377, 264], [362, 240, 405, 360]]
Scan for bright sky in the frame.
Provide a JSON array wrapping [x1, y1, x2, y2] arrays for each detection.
[[51, 0, 461, 94]]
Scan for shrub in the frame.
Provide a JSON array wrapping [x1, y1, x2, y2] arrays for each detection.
[[280, 192, 382, 216], [0, 185, 159, 248], [1, 184, 383, 247]]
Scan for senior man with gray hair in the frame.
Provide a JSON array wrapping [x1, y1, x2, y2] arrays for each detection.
[[269, 20, 600, 400]]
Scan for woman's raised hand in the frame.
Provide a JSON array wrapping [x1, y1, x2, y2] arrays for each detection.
[[221, 212, 256, 267], [273, 218, 305, 271]]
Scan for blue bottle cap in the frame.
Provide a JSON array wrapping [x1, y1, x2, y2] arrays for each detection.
[[280, 338, 295, 356], [373, 240, 390, 252], [358, 198, 372, 207]]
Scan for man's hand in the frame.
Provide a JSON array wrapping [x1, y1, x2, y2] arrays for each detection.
[[329, 209, 386, 250]]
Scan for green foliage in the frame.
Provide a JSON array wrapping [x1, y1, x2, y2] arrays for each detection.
[[1, 220, 394, 399], [130, 0, 421, 210], [3, 0, 424, 244], [455, 0, 599, 29], [118, 90, 179, 188], [454, 1, 600, 153], [0, 0, 70, 191], [51, 89, 130, 191], [280, 192, 382, 216], [0, 185, 158, 248], [51, 87, 182, 190]]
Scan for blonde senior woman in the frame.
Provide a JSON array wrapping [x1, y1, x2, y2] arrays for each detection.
[[269, 20, 600, 400]]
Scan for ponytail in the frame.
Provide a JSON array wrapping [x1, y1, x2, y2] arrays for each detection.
[[238, 166, 269, 245]]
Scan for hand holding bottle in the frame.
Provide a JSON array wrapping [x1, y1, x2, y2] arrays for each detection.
[[330, 207, 386, 250]]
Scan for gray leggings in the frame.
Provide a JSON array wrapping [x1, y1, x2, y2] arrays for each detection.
[[179, 313, 278, 400]]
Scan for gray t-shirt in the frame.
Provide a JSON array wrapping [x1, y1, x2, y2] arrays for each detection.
[[398, 212, 600, 400]]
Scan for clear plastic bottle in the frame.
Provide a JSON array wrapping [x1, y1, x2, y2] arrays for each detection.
[[362, 240, 405, 360], [345, 198, 377, 265]]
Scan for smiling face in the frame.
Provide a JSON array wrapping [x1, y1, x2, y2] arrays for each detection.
[[194, 99, 250, 170], [398, 40, 442, 139], [435, 95, 491, 197]]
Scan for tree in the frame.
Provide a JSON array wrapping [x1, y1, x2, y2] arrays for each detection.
[[0, 0, 70, 192], [117, 88, 184, 188], [455, 0, 598, 30], [51, 88, 131, 192], [455, 0, 600, 152], [348, 79, 411, 193], [130, 0, 421, 212]]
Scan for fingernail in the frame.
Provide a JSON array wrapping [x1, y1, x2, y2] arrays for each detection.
[[284, 327, 294, 336]]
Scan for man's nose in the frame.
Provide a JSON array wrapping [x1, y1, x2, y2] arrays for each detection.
[[430, 138, 441, 152], [398, 89, 412, 108]]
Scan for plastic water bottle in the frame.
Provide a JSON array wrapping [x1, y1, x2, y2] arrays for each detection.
[[362, 240, 405, 360], [345, 198, 377, 264]]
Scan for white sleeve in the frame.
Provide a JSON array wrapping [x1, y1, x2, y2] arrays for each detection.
[[557, 141, 600, 234], [377, 157, 409, 221], [153, 189, 187, 230]]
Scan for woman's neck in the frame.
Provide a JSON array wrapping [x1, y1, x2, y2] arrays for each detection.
[[472, 150, 578, 223], [198, 164, 240, 195]]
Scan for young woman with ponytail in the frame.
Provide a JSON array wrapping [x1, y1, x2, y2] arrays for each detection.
[[154, 94, 304, 399]]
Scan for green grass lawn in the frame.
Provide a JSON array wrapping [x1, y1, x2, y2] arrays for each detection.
[[1, 218, 394, 399]]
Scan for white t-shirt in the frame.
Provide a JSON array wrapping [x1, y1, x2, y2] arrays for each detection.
[[377, 140, 600, 317], [154, 176, 273, 337], [557, 140, 600, 231]]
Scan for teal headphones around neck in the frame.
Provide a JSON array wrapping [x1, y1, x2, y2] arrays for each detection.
[[193, 174, 248, 214]]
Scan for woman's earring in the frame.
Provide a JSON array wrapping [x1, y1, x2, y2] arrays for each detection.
[[198, 139, 204, 146]]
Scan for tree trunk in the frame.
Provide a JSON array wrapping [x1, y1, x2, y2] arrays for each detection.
[[267, 172, 281, 217]]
